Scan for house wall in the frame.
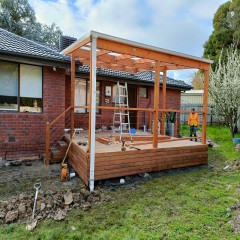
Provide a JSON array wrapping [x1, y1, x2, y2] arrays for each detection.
[[137, 87, 181, 132], [0, 66, 66, 160], [181, 90, 204, 105], [65, 76, 181, 132], [66, 78, 116, 129]]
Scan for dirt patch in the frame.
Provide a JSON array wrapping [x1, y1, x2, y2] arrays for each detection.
[[0, 159, 60, 183], [0, 156, 213, 228], [228, 203, 240, 233], [0, 188, 110, 227], [0, 159, 111, 228]]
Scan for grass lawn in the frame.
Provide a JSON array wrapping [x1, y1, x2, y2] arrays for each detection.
[[1, 125, 240, 240]]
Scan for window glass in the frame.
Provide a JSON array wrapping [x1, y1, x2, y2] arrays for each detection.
[[87, 81, 100, 113], [112, 84, 117, 102], [20, 64, 42, 113], [140, 87, 147, 98], [75, 79, 87, 113], [0, 62, 18, 110], [112, 84, 126, 103]]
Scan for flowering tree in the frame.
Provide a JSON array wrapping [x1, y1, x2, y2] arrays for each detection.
[[209, 46, 240, 138]]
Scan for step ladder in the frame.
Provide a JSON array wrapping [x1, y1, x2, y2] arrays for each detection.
[[113, 82, 132, 142]]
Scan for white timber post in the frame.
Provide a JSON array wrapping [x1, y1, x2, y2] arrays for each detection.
[[89, 36, 97, 192]]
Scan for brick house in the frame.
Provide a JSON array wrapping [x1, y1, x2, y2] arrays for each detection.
[[0, 28, 191, 160]]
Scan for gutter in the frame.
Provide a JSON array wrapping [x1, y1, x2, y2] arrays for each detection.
[[0, 51, 84, 71]]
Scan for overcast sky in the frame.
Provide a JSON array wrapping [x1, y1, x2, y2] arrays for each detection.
[[29, 0, 227, 83]]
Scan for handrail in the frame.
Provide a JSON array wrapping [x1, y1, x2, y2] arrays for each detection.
[[73, 106, 201, 113], [50, 106, 72, 127], [96, 106, 154, 111], [159, 109, 202, 113], [73, 106, 202, 113], [45, 105, 199, 164], [45, 106, 72, 165]]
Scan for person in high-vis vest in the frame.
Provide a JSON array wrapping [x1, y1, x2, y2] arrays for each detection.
[[188, 108, 200, 141]]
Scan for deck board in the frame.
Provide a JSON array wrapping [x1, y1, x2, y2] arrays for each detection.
[[66, 133, 208, 186]]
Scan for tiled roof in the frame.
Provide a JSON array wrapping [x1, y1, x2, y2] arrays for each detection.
[[0, 28, 70, 62], [77, 65, 192, 90]]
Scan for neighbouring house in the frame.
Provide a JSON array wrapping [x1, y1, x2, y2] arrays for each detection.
[[0, 28, 191, 161], [181, 90, 220, 125], [181, 90, 203, 106], [181, 90, 203, 123]]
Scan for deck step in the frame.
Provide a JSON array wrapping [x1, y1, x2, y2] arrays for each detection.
[[51, 149, 64, 163], [50, 146, 58, 151], [58, 141, 68, 152]]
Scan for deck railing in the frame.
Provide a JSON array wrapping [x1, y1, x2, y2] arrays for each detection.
[[45, 106, 72, 164], [45, 106, 205, 164]]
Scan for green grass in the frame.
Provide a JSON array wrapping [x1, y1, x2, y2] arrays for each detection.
[[180, 124, 240, 159], [1, 125, 240, 240], [207, 125, 240, 159]]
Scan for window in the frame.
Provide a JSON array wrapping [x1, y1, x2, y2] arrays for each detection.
[[112, 84, 126, 103], [75, 80, 86, 113], [20, 64, 42, 113], [140, 87, 147, 98], [75, 79, 100, 113], [0, 61, 42, 112], [0, 62, 18, 110]]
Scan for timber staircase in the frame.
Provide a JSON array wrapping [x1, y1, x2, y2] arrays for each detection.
[[45, 106, 72, 164], [50, 140, 68, 163]]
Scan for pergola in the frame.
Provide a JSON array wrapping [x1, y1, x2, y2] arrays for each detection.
[[62, 31, 213, 191]]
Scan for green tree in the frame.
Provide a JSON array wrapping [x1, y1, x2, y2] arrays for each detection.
[[209, 46, 240, 138], [0, 0, 62, 46], [203, 0, 240, 69]]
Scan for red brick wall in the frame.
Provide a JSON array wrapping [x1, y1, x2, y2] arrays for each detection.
[[0, 66, 66, 160], [137, 86, 180, 130], [67, 79, 116, 129]]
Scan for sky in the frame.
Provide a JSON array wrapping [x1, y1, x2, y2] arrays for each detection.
[[29, 0, 227, 84]]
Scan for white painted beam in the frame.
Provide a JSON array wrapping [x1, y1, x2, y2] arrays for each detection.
[[89, 36, 97, 192]]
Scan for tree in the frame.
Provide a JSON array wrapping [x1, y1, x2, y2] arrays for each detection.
[[191, 71, 204, 90], [203, 0, 240, 69], [209, 46, 240, 138], [0, 0, 62, 46], [0, 0, 36, 35]]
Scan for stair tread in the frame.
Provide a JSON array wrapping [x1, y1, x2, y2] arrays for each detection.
[[58, 141, 68, 146]]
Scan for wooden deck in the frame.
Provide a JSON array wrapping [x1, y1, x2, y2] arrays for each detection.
[[66, 132, 208, 186]]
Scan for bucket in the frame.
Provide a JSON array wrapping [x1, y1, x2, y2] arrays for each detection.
[[233, 138, 240, 145], [130, 128, 136, 134], [151, 120, 160, 134], [143, 125, 146, 132]]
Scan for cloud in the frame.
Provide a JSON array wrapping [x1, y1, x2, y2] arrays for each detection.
[[29, 0, 226, 82]]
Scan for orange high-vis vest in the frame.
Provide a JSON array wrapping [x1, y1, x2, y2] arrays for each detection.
[[188, 113, 200, 126]]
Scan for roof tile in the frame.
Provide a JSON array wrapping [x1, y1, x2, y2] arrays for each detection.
[[0, 28, 69, 62], [77, 65, 191, 90]]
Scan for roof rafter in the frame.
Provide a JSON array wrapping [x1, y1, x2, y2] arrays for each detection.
[[97, 38, 211, 71], [97, 49, 110, 56], [115, 54, 133, 61], [62, 31, 212, 72]]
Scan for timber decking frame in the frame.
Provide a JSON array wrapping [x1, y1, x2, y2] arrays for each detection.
[[50, 31, 213, 191], [66, 135, 208, 187]]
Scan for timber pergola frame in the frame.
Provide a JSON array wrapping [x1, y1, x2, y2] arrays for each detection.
[[62, 31, 213, 191]]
